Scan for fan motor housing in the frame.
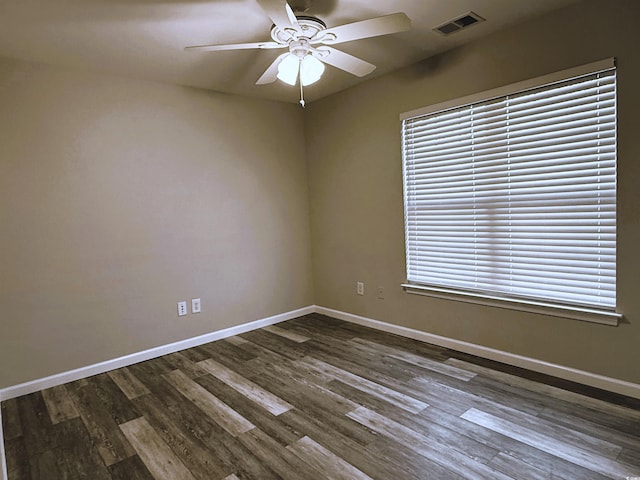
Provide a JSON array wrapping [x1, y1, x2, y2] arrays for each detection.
[[270, 15, 327, 43]]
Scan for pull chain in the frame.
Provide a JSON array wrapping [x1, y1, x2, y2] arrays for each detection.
[[299, 68, 305, 108]]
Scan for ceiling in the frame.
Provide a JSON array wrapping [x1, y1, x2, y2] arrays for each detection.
[[0, 0, 581, 104]]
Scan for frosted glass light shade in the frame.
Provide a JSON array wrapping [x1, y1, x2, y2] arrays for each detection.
[[276, 54, 300, 86], [276, 53, 325, 86], [300, 55, 325, 86]]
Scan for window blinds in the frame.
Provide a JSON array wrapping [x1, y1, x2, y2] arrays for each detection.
[[402, 64, 616, 310]]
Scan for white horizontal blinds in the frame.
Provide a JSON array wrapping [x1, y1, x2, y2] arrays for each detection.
[[402, 66, 616, 309]]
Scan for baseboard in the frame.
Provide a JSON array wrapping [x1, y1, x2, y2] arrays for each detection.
[[0, 305, 314, 402], [0, 406, 7, 480], [315, 306, 640, 400], [2, 302, 637, 403]]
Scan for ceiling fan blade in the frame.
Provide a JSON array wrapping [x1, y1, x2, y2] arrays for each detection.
[[185, 41, 285, 52], [256, 53, 290, 85], [316, 12, 410, 45], [256, 0, 302, 35], [313, 47, 376, 77]]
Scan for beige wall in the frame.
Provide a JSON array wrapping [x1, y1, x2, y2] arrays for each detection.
[[0, 59, 313, 389], [306, 0, 640, 384]]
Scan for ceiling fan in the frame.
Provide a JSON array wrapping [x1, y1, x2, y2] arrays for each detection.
[[185, 0, 411, 105]]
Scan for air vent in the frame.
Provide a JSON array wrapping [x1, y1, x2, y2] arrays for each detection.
[[433, 11, 485, 35]]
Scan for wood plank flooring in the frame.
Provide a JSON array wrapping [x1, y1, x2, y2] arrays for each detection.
[[2, 313, 640, 480]]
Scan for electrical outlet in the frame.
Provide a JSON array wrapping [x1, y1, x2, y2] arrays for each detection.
[[357, 281, 364, 296], [377, 287, 384, 299], [177, 301, 188, 316], [191, 298, 201, 314]]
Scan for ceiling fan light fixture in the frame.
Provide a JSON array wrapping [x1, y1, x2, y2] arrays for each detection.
[[184, 1, 412, 99], [300, 54, 325, 86], [276, 54, 300, 85]]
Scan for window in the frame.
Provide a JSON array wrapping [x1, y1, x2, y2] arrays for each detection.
[[401, 59, 618, 324]]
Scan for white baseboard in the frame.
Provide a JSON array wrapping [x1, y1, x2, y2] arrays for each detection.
[[1, 302, 637, 404], [315, 306, 640, 400], [0, 406, 7, 480], [0, 306, 314, 402]]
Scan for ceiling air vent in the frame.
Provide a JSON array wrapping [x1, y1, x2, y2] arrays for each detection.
[[433, 12, 485, 35]]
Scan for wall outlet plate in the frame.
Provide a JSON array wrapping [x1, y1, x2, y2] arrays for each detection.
[[177, 301, 188, 316], [357, 282, 364, 296], [191, 298, 201, 314]]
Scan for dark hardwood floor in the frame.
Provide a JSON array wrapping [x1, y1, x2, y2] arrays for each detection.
[[2, 313, 640, 479]]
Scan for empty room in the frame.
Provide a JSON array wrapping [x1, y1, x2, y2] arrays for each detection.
[[1, 0, 639, 479]]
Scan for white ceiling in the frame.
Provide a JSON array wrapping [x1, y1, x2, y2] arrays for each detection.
[[0, 0, 581, 104]]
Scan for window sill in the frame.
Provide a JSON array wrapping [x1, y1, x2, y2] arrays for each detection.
[[401, 283, 622, 326]]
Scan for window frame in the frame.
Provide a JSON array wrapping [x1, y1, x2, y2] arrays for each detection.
[[400, 58, 621, 326]]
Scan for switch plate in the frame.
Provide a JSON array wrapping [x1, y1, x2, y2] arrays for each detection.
[[191, 298, 201, 314], [357, 282, 364, 296], [177, 301, 188, 316]]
